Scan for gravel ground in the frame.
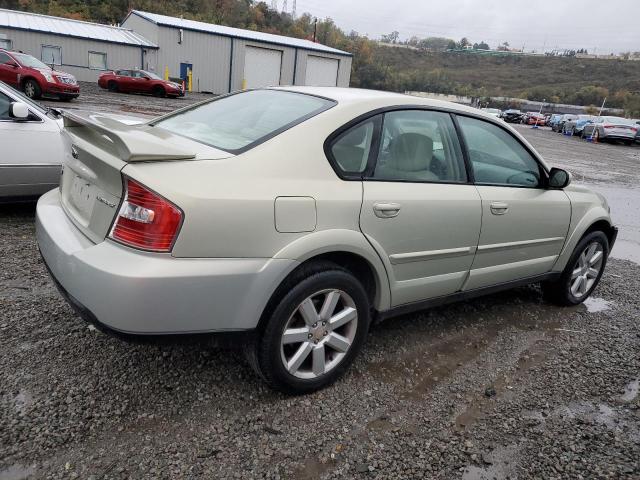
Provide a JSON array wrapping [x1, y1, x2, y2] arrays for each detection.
[[1, 100, 639, 479]]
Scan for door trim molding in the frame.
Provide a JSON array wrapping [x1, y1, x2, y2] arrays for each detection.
[[389, 246, 476, 264], [477, 236, 565, 252]]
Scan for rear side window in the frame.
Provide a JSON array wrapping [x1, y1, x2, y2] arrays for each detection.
[[154, 90, 335, 153], [373, 110, 467, 183], [330, 117, 378, 174], [457, 115, 541, 188]]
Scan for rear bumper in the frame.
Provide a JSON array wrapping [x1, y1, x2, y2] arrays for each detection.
[[36, 189, 297, 335]]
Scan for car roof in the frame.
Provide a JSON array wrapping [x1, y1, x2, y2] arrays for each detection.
[[270, 86, 491, 119]]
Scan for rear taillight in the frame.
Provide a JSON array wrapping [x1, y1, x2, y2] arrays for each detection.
[[110, 178, 182, 252], [603, 124, 614, 129]]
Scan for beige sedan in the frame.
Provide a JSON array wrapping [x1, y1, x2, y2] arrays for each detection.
[[36, 87, 617, 394]]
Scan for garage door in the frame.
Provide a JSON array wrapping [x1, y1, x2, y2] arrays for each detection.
[[305, 55, 339, 87], [244, 46, 282, 89]]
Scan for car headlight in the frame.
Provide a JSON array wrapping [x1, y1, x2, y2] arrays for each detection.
[[42, 71, 55, 83]]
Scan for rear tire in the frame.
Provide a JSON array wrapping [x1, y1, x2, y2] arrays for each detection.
[[246, 262, 371, 394], [107, 81, 119, 92], [542, 231, 609, 306], [22, 79, 41, 99]]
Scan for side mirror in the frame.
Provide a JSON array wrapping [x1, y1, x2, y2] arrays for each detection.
[[9, 102, 29, 120], [548, 167, 571, 189]]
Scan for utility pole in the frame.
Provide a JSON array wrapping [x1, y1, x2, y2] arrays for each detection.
[[313, 18, 318, 42]]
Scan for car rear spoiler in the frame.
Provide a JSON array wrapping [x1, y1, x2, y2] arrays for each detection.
[[62, 110, 196, 162]]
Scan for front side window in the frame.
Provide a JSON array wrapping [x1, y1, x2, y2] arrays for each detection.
[[0, 91, 11, 120], [154, 90, 335, 153], [330, 117, 378, 174], [88, 51, 107, 70], [373, 110, 467, 183], [41, 45, 61, 65], [457, 115, 541, 188]]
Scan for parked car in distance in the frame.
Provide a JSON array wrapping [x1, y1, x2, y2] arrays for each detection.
[[98, 69, 185, 98], [522, 112, 546, 126], [0, 49, 79, 100], [548, 114, 564, 131], [480, 107, 501, 118], [634, 120, 640, 143], [581, 116, 638, 144], [501, 109, 523, 123], [553, 114, 578, 133], [0, 80, 64, 200], [36, 87, 617, 394], [563, 115, 595, 136]]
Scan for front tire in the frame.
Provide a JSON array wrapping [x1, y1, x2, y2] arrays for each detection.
[[23, 79, 41, 99], [152, 85, 166, 98], [247, 262, 371, 394], [542, 231, 609, 306]]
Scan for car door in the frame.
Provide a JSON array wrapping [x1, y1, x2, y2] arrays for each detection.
[[0, 89, 63, 198], [454, 115, 571, 290], [116, 70, 132, 92], [0, 51, 20, 87], [329, 109, 482, 307]]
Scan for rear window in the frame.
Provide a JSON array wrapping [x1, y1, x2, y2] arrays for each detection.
[[153, 89, 335, 153]]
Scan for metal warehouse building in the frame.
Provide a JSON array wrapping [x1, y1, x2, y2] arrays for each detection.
[[121, 10, 352, 93], [0, 9, 157, 82]]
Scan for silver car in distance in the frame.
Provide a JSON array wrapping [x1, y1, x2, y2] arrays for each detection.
[[36, 87, 617, 394]]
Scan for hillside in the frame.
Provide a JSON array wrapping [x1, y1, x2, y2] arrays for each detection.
[[365, 47, 640, 109]]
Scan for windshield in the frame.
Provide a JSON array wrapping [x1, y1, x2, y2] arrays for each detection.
[[142, 70, 162, 80], [13, 53, 50, 70], [153, 90, 336, 153], [0, 81, 48, 114]]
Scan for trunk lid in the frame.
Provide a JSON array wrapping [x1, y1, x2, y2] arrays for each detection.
[[59, 110, 231, 243]]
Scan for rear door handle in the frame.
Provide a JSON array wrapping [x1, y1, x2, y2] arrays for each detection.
[[373, 202, 401, 218], [490, 202, 509, 215]]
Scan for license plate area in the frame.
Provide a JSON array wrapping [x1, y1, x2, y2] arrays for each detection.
[[68, 174, 98, 224]]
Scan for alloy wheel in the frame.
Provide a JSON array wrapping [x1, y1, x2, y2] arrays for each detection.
[[24, 82, 35, 98], [570, 241, 604, 299], [280, 289, 358, 379]]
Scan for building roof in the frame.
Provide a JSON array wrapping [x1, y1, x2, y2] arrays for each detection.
[[127, 10, 352, 57], [0, 8, 157, 48]]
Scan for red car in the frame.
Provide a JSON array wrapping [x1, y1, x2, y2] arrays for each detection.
[[524, 112, 546, 126], [98, 69, 184, 98], [0, 49, 79, 101]]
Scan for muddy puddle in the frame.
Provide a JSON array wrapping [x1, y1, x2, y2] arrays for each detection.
[[0, 465, 35, 480]]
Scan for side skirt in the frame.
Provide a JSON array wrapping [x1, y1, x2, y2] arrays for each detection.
[[377, 272, 561, 322]]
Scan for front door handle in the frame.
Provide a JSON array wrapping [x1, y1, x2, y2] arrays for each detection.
[[373, 202, 401, 218], [490, 202, 509, 215]]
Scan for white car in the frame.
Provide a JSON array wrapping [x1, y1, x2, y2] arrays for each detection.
[[0, 81, 65, 200], [480, 107, 502, 118], [0, 81, 145, 201]]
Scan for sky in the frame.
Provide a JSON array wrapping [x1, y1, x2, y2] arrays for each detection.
[[290, 0, 639, 54]]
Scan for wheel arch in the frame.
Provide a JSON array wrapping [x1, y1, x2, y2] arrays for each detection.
[[260, 229, 392, 326], [553, 209, 614, 272]]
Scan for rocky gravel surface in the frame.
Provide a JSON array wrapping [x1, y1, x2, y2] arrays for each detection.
[[1, 110, 639, 479]]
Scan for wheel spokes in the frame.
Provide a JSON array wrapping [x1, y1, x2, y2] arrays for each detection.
[[299, 298, 320, 326], [589, 250, 603, 266], [319, 291, 340, 321], [282, 327, 311, 344], [312, 345, 326, 375], [587, 267, 599, 279], [329, 306, 357, 331], [571, 276, 583, 296], [287, 342, 313, 373], [571, 267, 582, 280], [325, 332, 351, 353]]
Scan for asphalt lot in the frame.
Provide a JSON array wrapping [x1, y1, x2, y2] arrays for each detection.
[[1, 91, 639, 479]]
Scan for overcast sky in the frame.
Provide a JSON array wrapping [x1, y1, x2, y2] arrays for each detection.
[[292, 0, 639, 54]]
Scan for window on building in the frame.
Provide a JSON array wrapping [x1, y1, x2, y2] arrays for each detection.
[[41, 45, 61, 65], [88, 51, 107, 70], [0, 38, 11, 50]]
